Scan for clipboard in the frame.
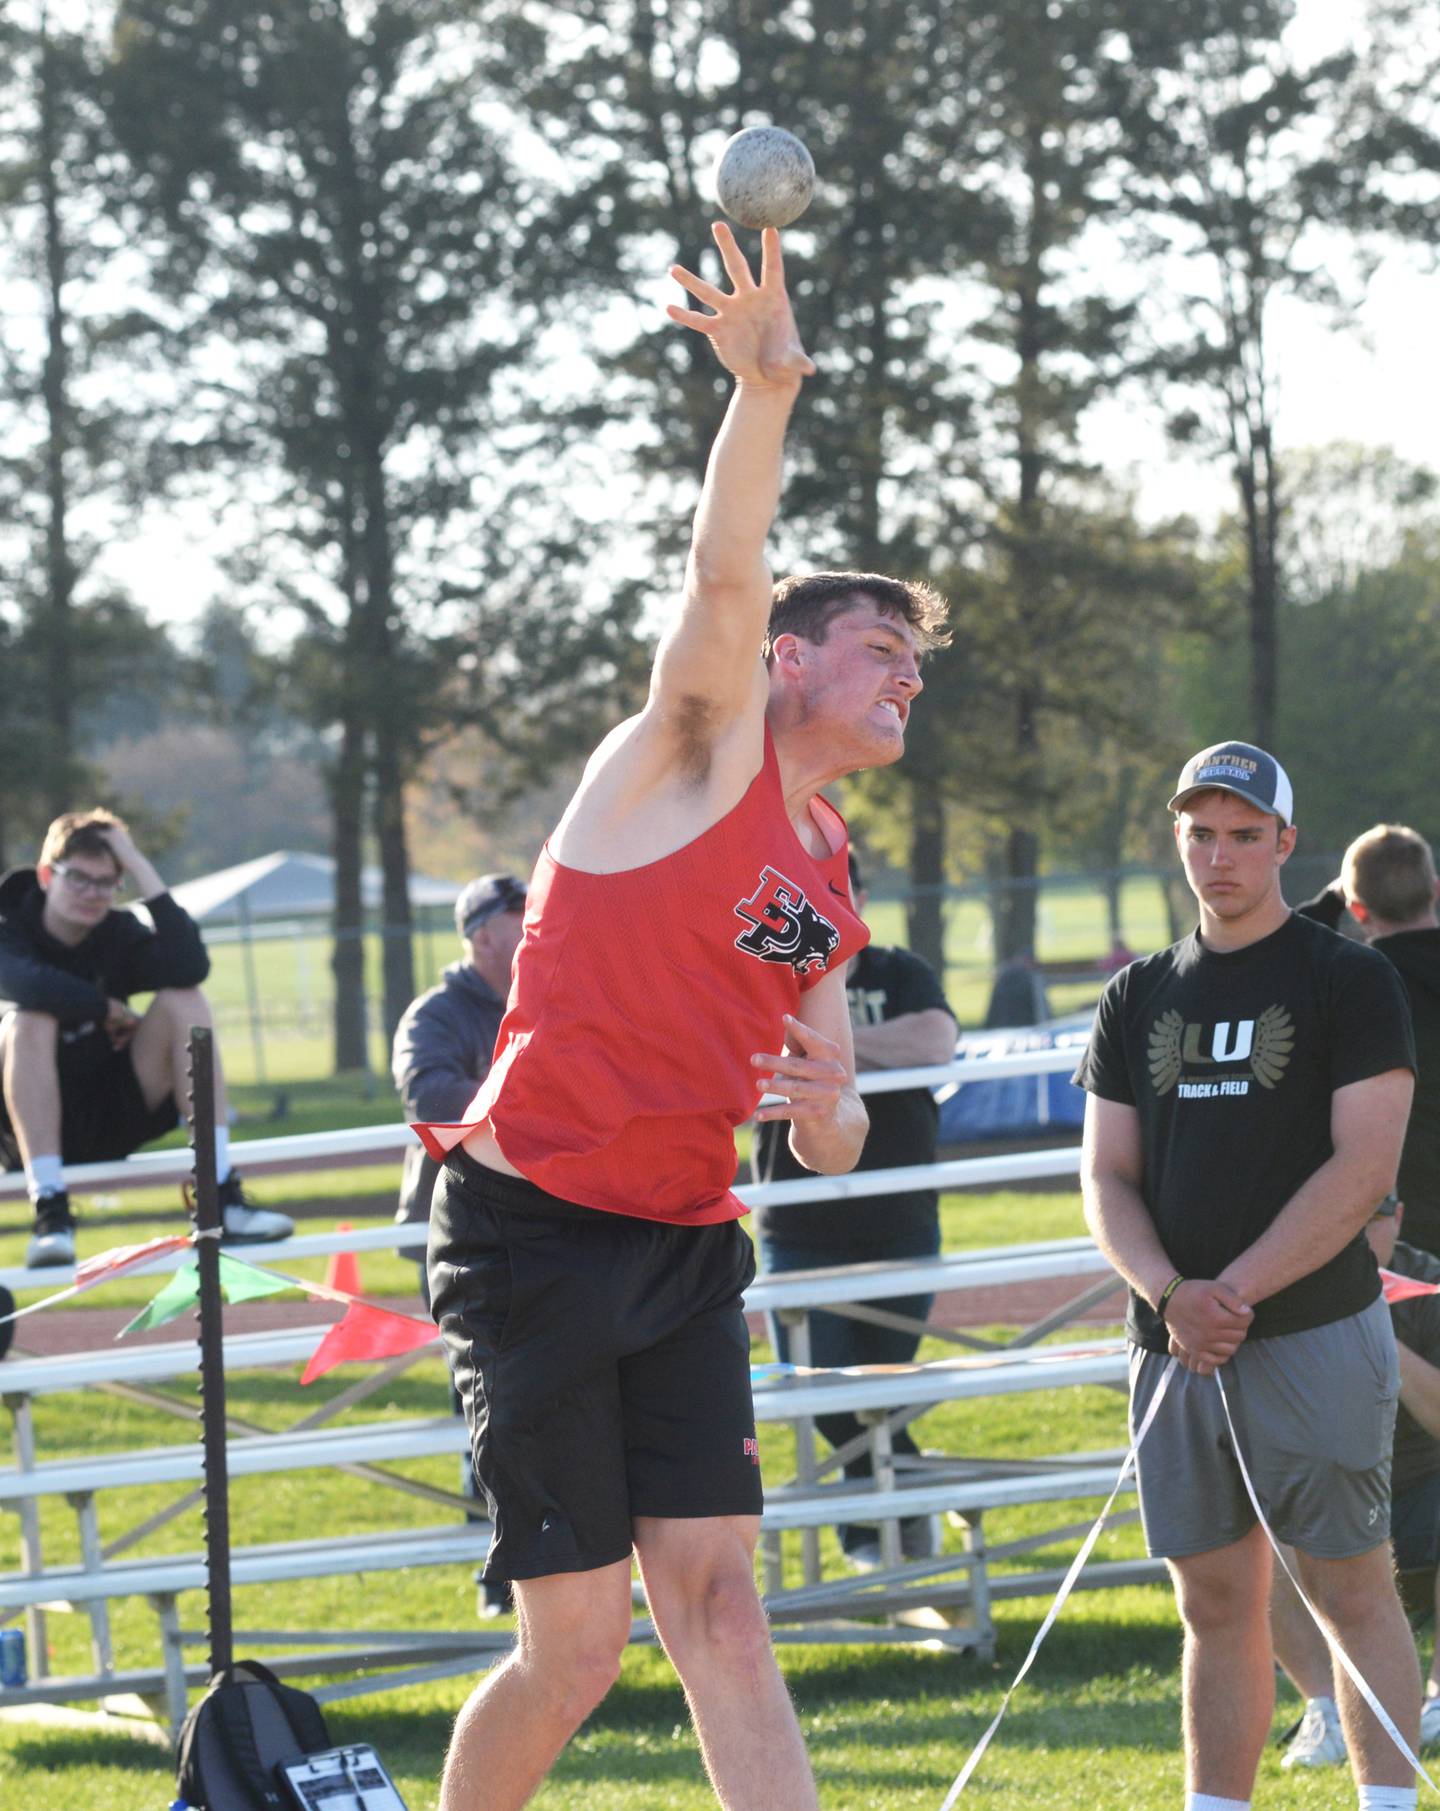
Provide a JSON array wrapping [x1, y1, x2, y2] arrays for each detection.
[[275, 1743, 410, 1811]]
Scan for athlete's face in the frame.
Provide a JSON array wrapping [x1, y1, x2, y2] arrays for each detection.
[[792, 603, 923, 765], [1175, 791, 1296, 927]]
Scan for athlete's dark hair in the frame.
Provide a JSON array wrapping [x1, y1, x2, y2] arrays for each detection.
[[1344, 824, 1437, 923], [763, 571, 950, 661], [40, 809, 125, 874]]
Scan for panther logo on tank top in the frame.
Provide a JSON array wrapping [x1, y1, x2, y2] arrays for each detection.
[[733, 866, 841, 976], [1147, 1004, 1295, 1097]]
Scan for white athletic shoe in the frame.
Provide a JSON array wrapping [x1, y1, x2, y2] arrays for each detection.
[[216, 1171, 293, 1243], [1419, 1693, 1440, 1750], [1280, 1698, 1346, 1768]]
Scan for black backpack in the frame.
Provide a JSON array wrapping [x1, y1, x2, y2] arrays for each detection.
[[176, 1659, 333, 1811]]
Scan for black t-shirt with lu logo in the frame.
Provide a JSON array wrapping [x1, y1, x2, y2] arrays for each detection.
[[1074, 911, 1416, 1352]]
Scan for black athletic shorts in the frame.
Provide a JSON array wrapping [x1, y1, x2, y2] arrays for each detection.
[[427, 1149, 763, 1583], [0, 1025, 179, 1170]]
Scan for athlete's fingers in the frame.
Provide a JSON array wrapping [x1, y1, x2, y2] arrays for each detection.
[[754, 1099, 837, 1124], [756, 1078, 841, 1107], [669, 262, 727, 309], [752, 1059, 846, 1087], [710, 220, 756, 291], [759, 225, 783, 290], [781, 1014, 842, 1058], [666, 304, 720, 333]]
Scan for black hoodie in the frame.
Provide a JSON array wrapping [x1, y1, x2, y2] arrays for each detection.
[[1300, 884, 1440, 1253], [0, 866, 210, 1037]]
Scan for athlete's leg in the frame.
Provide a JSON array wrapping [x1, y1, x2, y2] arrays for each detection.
[[636, 1513, 819, 1811], [0, 1011, 62, 1170], [1169, 1523, 1275, 1800], [129, 985, 227, 1126], [1295, 1541, 1420, 1788], [439, 1557, 633, 1811]]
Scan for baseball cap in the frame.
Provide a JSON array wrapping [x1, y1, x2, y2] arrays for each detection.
[[1168, 741, 1294, 826], [455, 873, 527, 938]]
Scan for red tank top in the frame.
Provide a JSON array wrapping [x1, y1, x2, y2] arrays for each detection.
[[414, 729, 867, 1225]]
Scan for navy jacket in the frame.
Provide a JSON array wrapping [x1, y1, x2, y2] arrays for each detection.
[[391, 960, 507, 1228], [0, 867, 210, 1027]]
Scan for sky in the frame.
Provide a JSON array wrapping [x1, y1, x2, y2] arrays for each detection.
[[35, 0, 1440, 630]]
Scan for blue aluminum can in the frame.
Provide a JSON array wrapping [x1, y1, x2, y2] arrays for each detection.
[[0, 1627, 26, 1687]]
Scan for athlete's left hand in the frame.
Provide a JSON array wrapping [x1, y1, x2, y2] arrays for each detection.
[[752, 1014, 849, 1126]]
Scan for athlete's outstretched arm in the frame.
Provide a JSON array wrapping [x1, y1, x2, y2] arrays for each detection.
[[653, 224, 815, 730]]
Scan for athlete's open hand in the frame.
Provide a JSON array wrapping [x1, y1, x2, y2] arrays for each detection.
[[1164, 1279, 1253, 1375], [752, 1014, 848, 1128], [667, 224, 816, 389]]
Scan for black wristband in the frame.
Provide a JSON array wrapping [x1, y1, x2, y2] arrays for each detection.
[[1156, 1274, 1185, 1320]]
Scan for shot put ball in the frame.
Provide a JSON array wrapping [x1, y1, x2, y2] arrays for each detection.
[[712, 126, 816, 230]]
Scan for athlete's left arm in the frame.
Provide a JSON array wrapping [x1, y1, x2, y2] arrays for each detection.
[[751, 969, 868, 1173], [1217, 1066, 1415, 1306]]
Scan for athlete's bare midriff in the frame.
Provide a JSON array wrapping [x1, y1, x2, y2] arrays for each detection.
[[461, 1121, 525, 1178]]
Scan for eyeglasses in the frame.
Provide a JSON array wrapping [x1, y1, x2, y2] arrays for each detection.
[[52, 863, 123, 898]]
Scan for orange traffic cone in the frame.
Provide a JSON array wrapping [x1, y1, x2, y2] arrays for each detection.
[[324, 1222, 363, 1300]]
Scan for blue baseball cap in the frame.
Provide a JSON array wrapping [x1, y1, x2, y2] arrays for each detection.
[[1168, 741, 1294, 826], [455, 873, 527, 937]]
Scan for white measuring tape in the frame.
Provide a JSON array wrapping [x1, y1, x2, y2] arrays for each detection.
[[939, 1353, 1436, 1803], [1214, 1368, 1437, 1793], [936, 1355, 1179, 1808]]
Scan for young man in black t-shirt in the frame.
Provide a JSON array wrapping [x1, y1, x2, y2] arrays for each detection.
[[1298, 824, 1440, 1258], [1075, 741, 1420, 1811], [754, 850, 956, 1565]]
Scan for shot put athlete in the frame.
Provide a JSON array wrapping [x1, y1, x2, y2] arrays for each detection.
[[412, 225, 949, 1811]]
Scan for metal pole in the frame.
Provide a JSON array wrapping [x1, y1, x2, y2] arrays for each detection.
[[189, 1026, 234, 1676]]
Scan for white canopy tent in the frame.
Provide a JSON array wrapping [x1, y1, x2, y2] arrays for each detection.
[[156, 853, 463, 1083], [167, 851, 460, 926]]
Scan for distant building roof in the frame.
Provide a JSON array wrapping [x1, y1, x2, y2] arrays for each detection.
[[165, 851, 461, 924]]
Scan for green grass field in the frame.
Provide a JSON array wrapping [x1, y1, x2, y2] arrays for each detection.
[[0, 1185, 1363, 1808], [195, 873, 1173, 1086]]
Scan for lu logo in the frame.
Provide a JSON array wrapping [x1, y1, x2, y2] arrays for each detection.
[[1148, 1005, 1295, 1095], [1181, 1021, 1254, 1064]]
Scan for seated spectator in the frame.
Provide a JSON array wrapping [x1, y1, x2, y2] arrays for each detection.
[[1300, 824, 1440, 1256], [1270, 1194, 1440, 1765], [0, 810, 292, 1267], [754, 849, 956, 1567], [391, 872, 527, 1269]]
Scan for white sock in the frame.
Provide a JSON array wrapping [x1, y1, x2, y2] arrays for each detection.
[[25, 1155, 64, 1202], [213, 1126, 232, 1182], [1185, 1796, 1250, 1811], [1308, 1693, 1339, 1718], [1357, 1788, 1418, 1810]]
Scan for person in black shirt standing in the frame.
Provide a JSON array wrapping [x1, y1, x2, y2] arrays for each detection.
[[1298, 825, 1440, 1258], [755, 849, 956, 1566], [0, 810, 292, 1267], [1074, 741, 1420, 1811]]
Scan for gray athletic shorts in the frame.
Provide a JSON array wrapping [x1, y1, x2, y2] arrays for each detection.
[[1128, 1295, 1398, 1561]]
